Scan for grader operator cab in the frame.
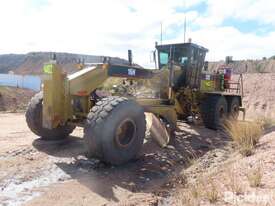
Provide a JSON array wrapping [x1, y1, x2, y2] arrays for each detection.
[[156, 42, 208, 89], [26, 42, 244, 165]]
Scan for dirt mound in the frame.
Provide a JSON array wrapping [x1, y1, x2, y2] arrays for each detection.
[[209, 59, 275, 73], [0, 86, 35, 111]]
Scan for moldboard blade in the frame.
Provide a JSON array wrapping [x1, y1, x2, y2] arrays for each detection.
[[146, 113, 170, 147]]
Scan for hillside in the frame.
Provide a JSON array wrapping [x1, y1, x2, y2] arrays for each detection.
[[242, 73, 275, 119], [0, 54, 26, 73], [0, 52, 129, 75], [1, 52, 275, 75], [209, 58, 275, 73], [0, 86, 35, 111]]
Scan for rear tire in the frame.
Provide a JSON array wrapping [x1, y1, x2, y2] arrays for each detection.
[[227, 97, 240, 119], [25, 92, 75, 140], [201, 95, 228, 130], [84, 96, 146, 165]]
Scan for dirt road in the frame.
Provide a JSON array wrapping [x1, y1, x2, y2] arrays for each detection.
[[0, 112, 229, 206]]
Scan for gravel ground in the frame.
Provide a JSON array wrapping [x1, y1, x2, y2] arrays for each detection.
[[0, 113, 230, 206]]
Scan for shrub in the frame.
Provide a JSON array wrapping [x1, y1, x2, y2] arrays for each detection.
[[256, 116, 275, 130], [225, 168, 244, 195], [174, 189, 199, 206], [224, 120, 263, 156], [247, 165, 263, 187], [204, 179, 219, 203]]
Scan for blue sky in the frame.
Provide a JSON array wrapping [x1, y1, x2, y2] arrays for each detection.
[[0, 0, 275, 66], [175, 1, 275, 36]]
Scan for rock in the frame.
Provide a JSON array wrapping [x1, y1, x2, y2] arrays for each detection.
[[166, 145, 175, 150], [78, 168, 89, 173]]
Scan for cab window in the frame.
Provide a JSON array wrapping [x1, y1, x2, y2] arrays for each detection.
[[160, 52, 169, 65], [180, 56, 188, 65]]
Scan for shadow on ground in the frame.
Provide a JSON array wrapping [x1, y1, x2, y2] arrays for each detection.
[[32, 122, 229, 202], [264, 125, 275, 135]]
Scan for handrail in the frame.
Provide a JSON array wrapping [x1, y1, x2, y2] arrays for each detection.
[[224, 73, 244, 95]]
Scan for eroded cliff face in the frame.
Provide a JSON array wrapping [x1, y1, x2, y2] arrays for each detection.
[[240, 73, 275, 119], [209, 59, 275, 73]]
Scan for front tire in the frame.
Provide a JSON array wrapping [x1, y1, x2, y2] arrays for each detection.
[[25, 92, 75, 140], [84, 96, 146, 165]]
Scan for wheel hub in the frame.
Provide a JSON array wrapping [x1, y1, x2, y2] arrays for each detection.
[[115, 118, 136, 148], [219, 106, 225, 119]]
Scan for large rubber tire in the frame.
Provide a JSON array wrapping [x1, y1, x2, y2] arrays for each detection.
[[84, 96, 146, 165], [201, 95, 228, 130], [25, 92, 75, 140], [227, 97, 240, 119]]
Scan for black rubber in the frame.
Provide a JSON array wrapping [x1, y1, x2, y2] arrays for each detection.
[[25, 92, 75, 140], [227, 96, 240, 119], [84, 96, 146, 165], [200, 95, 228, 130]]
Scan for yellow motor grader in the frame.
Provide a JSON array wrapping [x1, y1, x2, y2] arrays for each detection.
[[26, 42, 244, 165]]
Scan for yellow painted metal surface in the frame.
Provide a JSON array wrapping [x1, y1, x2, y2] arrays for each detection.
[[200, 80, 215, 91], [42, 63, 110, 129], [68, 64, 109, 96], [42, 63, 67, 129], [136, 98, 177, 130]]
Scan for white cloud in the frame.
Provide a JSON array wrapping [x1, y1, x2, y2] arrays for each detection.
[[196, 0, 275, 27], [235, 0, 275, 25], [0, 0, 274, 67], [0, 0, 204, 66], [175, 0, 275, 61], [188, 27, 275, 61]]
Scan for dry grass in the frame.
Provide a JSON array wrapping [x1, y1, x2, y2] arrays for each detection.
[[224, 120, 263, 156], [256, 116, 275, 129], [225, 168, 244, 195], [189, 182, 201, 199], [175, 189, 200, 206], [247, 164, 263, 188], [191, 176, 219, 204], [175, 175, 220, 205], [174, 181, 201, 206], [184, 150, 198, 167], [204, 178, 219, 204]]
